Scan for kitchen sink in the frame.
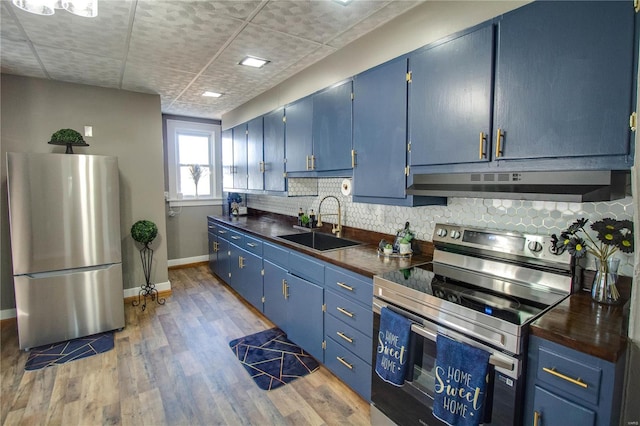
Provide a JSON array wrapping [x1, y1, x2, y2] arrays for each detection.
[[278, 231, 362, 252]]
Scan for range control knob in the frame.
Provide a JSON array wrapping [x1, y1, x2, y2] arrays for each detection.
[[436, 228, 448, 237], [528, 241, 543, 253], [450, 230, 461, 239]]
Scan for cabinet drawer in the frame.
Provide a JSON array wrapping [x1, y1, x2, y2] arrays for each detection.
[[325, 266, 372, 307], [288, 251, 324, 285], [227, 228, 244, 244], [263, 241, 288, 268], [533, 385, 595, 426], [325, 313, 372, 363], [242, 233, 263, 257], [216, 225, 233, 241], [207, 219, 217, 233], [326, 290, 372, 336], [325, 337, 371, 401], [537, 346, 601, 405]]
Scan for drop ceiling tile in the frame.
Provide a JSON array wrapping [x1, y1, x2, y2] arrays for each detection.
[[283, 44, 337, 78], [206, 1, 264, 20], [122, 62, 196, 100], [202, 22, 321, 80], [251, 0, 389, 45], [127, 1, 244, 73], [0, 38, 47, 78], [328, 1, 422, 48], [1, 3, 27, 42], [35, 46, 122, 88], [11, 0, 133, 59], [164, 100, 227, 119]]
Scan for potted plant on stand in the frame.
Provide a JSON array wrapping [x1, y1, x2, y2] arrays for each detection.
[[131, 219, 165, 310]]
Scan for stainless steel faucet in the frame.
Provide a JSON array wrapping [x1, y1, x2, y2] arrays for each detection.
[[317, 195, 342, 238]]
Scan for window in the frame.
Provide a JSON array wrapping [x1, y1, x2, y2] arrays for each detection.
[[166, 119, 221, 205]]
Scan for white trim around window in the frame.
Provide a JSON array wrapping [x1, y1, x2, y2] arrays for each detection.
[[166, 119, 222, 205]]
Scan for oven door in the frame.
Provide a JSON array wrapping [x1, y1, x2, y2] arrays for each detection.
[[371, 299, 524, 426]]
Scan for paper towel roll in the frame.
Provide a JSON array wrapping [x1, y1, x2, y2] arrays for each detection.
[[341, 179, 352, 196]]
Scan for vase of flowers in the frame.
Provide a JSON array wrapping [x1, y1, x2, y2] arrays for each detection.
[[552, 218, 634, 304]]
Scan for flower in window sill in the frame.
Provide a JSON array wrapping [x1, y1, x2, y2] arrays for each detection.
[[551, 217, 634, 262]]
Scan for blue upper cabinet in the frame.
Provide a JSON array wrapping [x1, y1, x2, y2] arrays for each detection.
[[232, 123, 248, 190], [246, 116, 264, 191], [493, 1, 635, 168], [312, 80, 353, 173], [353, 58, 408, 201], [222, 129, 234, 190], [263, 109, 286, 192], [409, 23, 494, 168], [284, 96, 313, 173]]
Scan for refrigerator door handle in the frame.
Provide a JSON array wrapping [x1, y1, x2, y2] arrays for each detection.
[[23, 263, 120, 279]]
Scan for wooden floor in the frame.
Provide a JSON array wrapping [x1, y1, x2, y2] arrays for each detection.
[[1, 265, 371, 425]]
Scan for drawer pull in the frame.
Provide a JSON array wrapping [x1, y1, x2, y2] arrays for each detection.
[[218, 230, 227, 234], [336, 356, 353, 370], [336, 331, 353, 343], [336, 282, 354, 292], [231, 235, 241, 240], [208, 225, 215, 229], [247, 243, 257, 248], [542, 367, 588, 388], [336, 307, 354, 318], [534, 410, 541, 426]]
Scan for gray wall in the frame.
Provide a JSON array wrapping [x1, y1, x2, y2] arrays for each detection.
[[1, 74, 168, 312], [165, 204, 222, 261]]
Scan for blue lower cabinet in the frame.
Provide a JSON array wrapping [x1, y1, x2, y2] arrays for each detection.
[[216, 237, 230, 284], [230, 244, 263, 312], [325, 312, 372, 363], [325, 336, 371, 401], [286, 273, 324, 361], [532, 385, 596, 426], [263, 260, 288, 332]]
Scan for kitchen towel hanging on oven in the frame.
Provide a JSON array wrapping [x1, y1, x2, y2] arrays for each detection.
[[433, 335, 490, 426], [375, 306, 411, 386]]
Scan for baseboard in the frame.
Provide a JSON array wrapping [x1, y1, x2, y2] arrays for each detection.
[[1, 308, 17, 321], [0, 282, 173, 320], [168, 255, 208, 268]]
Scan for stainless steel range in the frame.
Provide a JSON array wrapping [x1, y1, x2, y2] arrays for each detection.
[[371, 223, 575, 426]]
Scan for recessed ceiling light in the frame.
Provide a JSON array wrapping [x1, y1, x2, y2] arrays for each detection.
[[239, 56, 270, 68], [202, 91, 223, 98]]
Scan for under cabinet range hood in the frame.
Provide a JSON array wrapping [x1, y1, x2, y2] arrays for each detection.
[[406, 170, 630, 202]]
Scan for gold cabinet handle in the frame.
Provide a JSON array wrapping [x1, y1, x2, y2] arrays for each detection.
[[479, 132, 487, 159], [282, 279, 285, 297], [533, 410, 541, 426], [542, 367, 588, 388], [496, 128, 504, 158], [311, 155, 315, 170], [336, 307, 354, 318], [284, 281, 289, 299], [259, 161, 265, 173], [336, 356, 353, 370], [213, 241, 219, 252], [336, 331, 353, 343], [336, 282, 353, 292], [351, 149, 356, 168], [238, 256, 245, 269], [306, 155, 310, 170]]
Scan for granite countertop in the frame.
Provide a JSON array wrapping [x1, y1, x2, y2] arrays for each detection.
[[530, 286, 630, 363], [209, 213, 431, 279], [210, 213, 630, 363]]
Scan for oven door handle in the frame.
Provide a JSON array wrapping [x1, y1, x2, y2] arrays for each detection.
[[410, 323, 515, 372]]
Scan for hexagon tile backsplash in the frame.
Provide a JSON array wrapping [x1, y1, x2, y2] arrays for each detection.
[[247, 178, 635, 276]]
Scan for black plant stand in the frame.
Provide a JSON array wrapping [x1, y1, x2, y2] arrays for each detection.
[[132, 244, 165, 311]]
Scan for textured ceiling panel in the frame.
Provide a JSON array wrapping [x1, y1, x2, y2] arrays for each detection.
[[0, 0, 424, 119], [251, 0, 389, 45], [329, 0, 422, 47], [11, 0, 133, 59], [0, 38, 47, 78], [127, 1, 244, 73], [35, 45, 122, 88]]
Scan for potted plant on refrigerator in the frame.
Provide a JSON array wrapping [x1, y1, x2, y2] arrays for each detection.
[[48, 128, 89, 154], [131, 219, 165, 310]]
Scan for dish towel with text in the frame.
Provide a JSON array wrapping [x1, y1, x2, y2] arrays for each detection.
[[433, 334, 490, 426], [375, 306, 411, 386]]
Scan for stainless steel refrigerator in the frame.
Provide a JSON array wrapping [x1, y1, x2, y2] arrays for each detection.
[[7, 152, 125, 350]]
